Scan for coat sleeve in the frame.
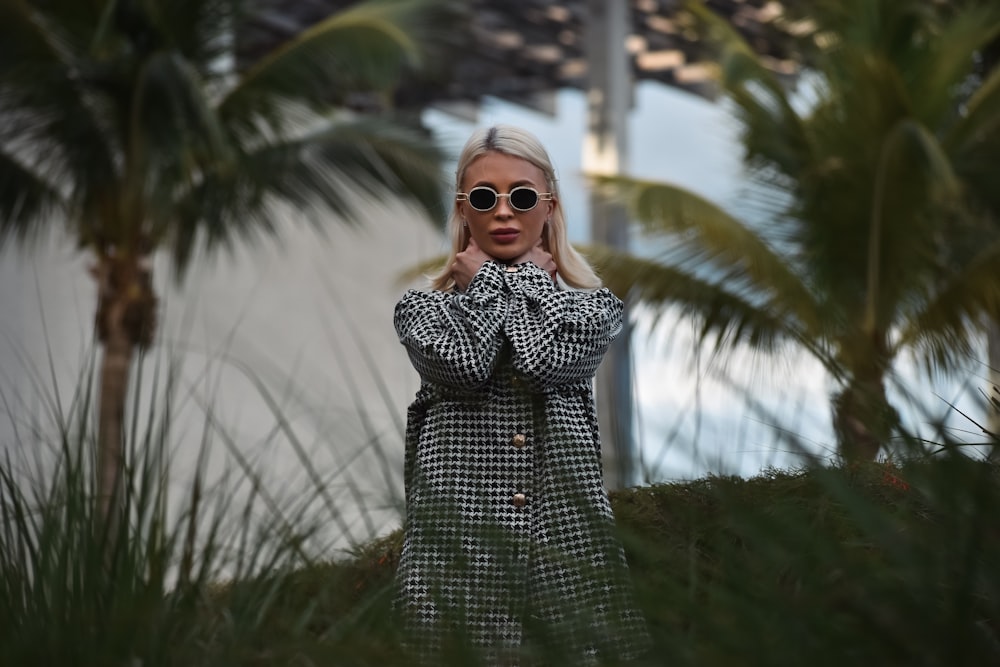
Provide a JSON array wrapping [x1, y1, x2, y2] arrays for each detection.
[[502, 262, 623, 388], [394, 261, 509, 390]]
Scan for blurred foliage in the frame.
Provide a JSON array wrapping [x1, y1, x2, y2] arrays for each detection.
[[613, 456, 1000, 666], [4, 300, 1000, 667], [0, 0, 456, 269], [0, 0, 458, 519], [199, 454, 1000, 666], [594, 0, 1000, 461], [8, 442, 999, 665]]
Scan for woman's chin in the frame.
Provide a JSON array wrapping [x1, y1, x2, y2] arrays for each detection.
[[482, 246, 523, 263]]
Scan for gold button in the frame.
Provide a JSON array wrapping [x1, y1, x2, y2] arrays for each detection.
[[512, 493, 527, 508], [505, 265, 519, 273], [511, 433, 526, 449]]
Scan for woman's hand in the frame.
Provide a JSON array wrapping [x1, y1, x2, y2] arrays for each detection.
[[513, 239, 557, 283], [452, 238, 494, 291]]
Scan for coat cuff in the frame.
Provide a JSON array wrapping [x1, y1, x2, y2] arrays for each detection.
[[464, 260, 507, 297], [502, 261, 557, 294]]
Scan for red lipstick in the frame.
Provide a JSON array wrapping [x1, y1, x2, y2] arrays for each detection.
[[490, 227, 519, 243]]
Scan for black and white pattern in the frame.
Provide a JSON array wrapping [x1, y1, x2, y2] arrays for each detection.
[[394, 261, 650, 665]]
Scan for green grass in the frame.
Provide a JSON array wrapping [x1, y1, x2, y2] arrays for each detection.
[[3, 349, 999, 665], [202, 456, 999, 666], [5, 452, 1000, 666], [613, 458, 1000, 666]]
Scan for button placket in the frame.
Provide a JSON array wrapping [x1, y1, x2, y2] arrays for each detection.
[[510, 430, 528, 508]]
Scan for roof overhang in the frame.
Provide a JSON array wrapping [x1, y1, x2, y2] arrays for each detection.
[[237, 0, 807, 112]]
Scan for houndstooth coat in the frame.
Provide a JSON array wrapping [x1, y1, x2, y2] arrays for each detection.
[[393, 260, 649, 665]]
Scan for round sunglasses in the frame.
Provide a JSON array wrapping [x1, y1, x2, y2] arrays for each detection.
[[456, 186, 553, 212]]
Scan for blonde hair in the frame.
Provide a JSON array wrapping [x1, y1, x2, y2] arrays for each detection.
[[430, 125, 602, 292]]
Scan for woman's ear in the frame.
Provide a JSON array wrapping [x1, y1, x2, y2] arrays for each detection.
[[542, 198, 555, 249]]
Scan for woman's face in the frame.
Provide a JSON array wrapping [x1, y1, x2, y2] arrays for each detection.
[[457, 151, 555, 262]]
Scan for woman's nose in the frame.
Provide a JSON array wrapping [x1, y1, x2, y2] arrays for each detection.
[[494, 195, 515, 218]]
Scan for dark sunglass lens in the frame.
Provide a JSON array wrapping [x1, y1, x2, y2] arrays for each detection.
[[468, 188, 497, 211], [509, 188, 538, 211]]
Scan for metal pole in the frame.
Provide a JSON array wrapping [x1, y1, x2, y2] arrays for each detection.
[[584, 0, 634, 489], [988, 321, 1000, 458]]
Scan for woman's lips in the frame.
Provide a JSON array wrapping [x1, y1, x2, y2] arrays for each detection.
[[490, 228, 519, 243]]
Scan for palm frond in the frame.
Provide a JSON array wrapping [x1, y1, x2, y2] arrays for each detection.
[[0, 0, 118, 220], [897, 236, 1000, 375], [947, 60, 1000, 176], [0, 149, 65, 249], [7, 0, 106, 54], [144, 0, 237, 75], [219, 0, 459, 132], [166, 115, 444, 277], [865, 118, 962, 333], [396, 254, 447, 288], [686, 0, 808, 175], [594, 175, 823, 336], [297, 115, 446, 221], [907, 3, 1000, 124], [587, 244, 807, 358], [128, 50, 233, 220]]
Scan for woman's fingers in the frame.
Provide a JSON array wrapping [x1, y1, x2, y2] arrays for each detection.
[[453, 239, 495, 291]]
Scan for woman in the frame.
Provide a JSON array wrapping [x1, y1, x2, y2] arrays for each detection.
[[394, 125, 649, 665]]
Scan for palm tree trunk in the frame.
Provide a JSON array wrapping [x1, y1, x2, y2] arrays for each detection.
[[92, 251, 157, 526], [97, 308, 132, 525], [833, 374, 896, 461]]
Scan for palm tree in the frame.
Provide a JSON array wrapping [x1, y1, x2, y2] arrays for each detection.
[[968, 28, 1000, 447], [0, 0, 457, 521], [594, 0, 1000, 460]]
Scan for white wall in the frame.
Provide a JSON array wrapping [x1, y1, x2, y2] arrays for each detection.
[[0, 198, 445, 554]]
